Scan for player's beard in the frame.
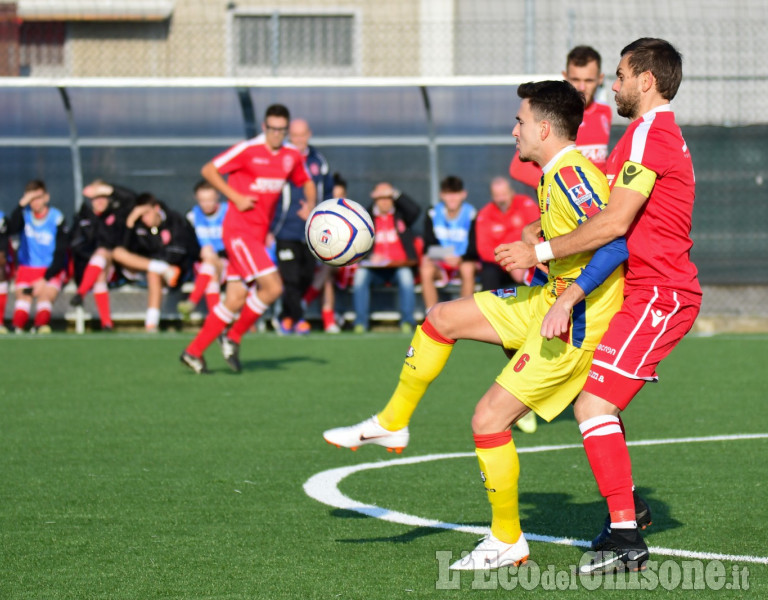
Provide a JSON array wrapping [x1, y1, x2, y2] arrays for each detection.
[[616, 88, 641, 119]]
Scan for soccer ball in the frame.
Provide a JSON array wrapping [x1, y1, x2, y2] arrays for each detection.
[[305, 198, 375, 267]]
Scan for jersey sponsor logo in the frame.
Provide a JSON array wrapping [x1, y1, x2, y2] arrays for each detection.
[[491, 287, 518, 299], [622, 164, 642, 186], [195, 224, 223, 241], [250, 177, 286, 193], [251, 157, 269, 165], [596, 343, 617, 356], [650, 309, 665, 327], [588, 369, 605, 383], [161, 229, 172, 245], [105, 214, 116, 226]]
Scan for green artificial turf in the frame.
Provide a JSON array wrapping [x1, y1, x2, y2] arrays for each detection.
[[0, 332, 765, 598]]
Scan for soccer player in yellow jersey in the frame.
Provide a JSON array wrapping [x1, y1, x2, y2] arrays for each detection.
[[324, 80, 628, 569]]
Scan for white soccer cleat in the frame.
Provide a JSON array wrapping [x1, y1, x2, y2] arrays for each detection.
[[323, 415, 409, 453], [449, 533, 530, 571]]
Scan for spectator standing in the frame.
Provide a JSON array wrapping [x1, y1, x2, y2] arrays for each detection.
[[271, 118, 334, 335], [112, 193, 199, 332], [177, 180, 229, 319], [419, 175, 477, 312], [474, 177, 540, 290], [353, 182, 421, 333], [7, 180, 69, 333]]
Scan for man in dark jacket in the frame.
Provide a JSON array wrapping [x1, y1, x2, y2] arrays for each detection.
[[112, 193, 200, 332], [352, 182, 421, 333]]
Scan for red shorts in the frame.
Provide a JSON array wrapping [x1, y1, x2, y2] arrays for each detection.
[[15, 265, 67, 291], [224, 232, 277, 285], [583, 286, 701, 410]]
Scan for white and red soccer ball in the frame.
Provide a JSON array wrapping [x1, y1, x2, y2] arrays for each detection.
[[305, 198, 375, 267]]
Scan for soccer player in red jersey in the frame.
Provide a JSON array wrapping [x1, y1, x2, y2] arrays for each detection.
[[181, 104, 316, 374], [509, 45, 613, 188], [497, 38, 700, 574]]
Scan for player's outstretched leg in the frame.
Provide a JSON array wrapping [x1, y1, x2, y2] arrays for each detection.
[[450, 430, 529, 570], [322, 318, 455, 452]]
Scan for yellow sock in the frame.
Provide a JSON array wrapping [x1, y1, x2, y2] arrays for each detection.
[[475, 434, 522, 544], [377, 325, 454, 431]]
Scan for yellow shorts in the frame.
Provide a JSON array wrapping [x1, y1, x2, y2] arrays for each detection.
[[474, 286, 594, 422]]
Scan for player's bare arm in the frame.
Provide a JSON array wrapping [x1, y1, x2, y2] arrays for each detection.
[[200, 161, 254, 212], [496, 177, 649, 272]]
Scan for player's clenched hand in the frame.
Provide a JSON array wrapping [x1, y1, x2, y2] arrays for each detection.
[[540, 300, 571, 340], [296, 199, 311, 221], [495, 241, 538, 272]]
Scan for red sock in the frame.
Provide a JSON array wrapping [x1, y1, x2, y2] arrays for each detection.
[[78, 255, 107, 295], [33, 301, 52, 327], [0, 281, 8, 322], [189, 263, 216, 305], [302, 285, 321, 306], [227, 293, 267, 344], [93, 282, 113, 328], [186, 303, 234, 357], [12, 300, 30, 330], [205, 292, 220, 311], [421, 316, 456, 345], [322, 307, 335, 330], [580, 415, 635, 523]]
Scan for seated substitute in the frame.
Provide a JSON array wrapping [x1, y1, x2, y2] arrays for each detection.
[[112, 193, 200, 332], [177, 180, 229, 320], [324, 80, 636, 571], [352, 183, 421, 334], [474, 176, 540, 290], [0, 209, 9, 333], [7, 179, 69, 333], [419, 175, 477, 312], [69, 179, 138, 330]]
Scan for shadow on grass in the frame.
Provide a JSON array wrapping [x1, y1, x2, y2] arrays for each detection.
[[327, 487, 681, 546], [519, 486, 682, 541], [228, 354, 329, 373]]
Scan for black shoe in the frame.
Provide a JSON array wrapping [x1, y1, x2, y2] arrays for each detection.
[[70, 293, 84, 307], [578, 527, 649, 575], [591, 491, 652, 551], [217, 334, 241, 373], [180, 351, 210, 374]]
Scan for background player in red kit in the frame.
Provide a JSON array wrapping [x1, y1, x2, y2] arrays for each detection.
[[509, 45, 612, 188], [497, 38, 701, 574], [181, 104, 316, 374]]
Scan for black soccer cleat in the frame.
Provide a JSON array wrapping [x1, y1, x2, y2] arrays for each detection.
[[69, 293, 84, 307], [591, 491, 652, 551], [180, 351, 210, 374], [217, 334, 241, 373], [578, 527, 649, 575]]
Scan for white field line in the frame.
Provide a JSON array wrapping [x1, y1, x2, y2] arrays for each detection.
[[304, 433, 768, 565]]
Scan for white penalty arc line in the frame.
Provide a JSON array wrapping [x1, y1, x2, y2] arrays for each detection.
[[304, 433, 768, 566]]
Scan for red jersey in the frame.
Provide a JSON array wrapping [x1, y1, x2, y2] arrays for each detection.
[[606, 105, 701, 297], [509, 100, 613, 187], [474, 194, 539, 263], [213, 134, 311, 235]]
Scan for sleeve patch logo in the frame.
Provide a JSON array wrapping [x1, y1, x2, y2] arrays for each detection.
[[567, 183, 594, 207]]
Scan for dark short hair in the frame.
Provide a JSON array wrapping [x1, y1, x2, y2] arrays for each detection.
[[135, 192, 160, 207], [265, 103, 290, 122], [567, 45, 602, 71], [620, 38, 683, 101], [25, 179, 46, 193], [517, 80, 584, 140], [440, 175, 464, 193], [333, 172, 347, 190], [194, 179, 215, 194]]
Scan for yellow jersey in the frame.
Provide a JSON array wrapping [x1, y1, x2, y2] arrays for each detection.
[[538, 147, 624, 350]]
